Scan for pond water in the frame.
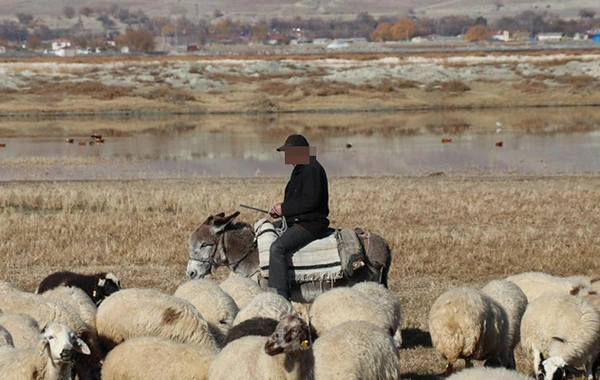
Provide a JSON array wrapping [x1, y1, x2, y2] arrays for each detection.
[[1, 108, 599, 180]]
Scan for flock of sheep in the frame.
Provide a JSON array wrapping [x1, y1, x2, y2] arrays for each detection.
[[432, 272, 600, 380], [1, 269, 600, 380]]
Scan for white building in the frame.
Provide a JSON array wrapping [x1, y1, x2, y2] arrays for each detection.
[[51, 38, 71, 52], [536, 32, 563, 42]]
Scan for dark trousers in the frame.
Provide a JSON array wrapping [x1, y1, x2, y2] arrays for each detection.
[[268, 224, 314, 299]]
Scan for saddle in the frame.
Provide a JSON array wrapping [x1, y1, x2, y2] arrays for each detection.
[[254, 218, 365, 284]]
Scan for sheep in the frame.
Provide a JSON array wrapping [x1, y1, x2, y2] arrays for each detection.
[[505, 271, 592, 302], [36, 270, 121, 306], [313, 320, 400, 380], [428, 286, 512, 375], [209, 314, 314, 380], [0, 287, 103, 380], [0, 312, 40, 348], [219, 272, 263, 310], [308, 287, 393, 340], [480, 279, 528, 368], [0, 322, 90, 380], [0, 325, 13, 348], [96, 288, 219, 353], [233, 292, 296, 326], [173, 279, 239, 345], [101, 336, 218, 380], [447, 367, 533, 380], [520, 292, 600, 380], [351, 281, 403, 347], [222, 317, 279, 346], [39, 285, 98, 331]]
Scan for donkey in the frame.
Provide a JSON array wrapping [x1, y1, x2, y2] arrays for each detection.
[[187, 211, 392, 303]]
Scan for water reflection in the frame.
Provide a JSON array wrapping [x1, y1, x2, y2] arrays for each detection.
[[1, 109, 599, 180]]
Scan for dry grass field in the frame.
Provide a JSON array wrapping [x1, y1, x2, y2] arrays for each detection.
[[1, 175, 599, 378]]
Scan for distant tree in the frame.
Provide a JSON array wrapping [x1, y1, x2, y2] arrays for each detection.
[[370, 22, 393, 41], [117, 27, 154, 52], [80, 7, 94, 17], [251, 22, 269, 42], [416, 17, 436, 36], [0, 36, 8, 47], [391, 18, 416, 41], [494, 1, 504, 10], [463, 24, 490, 42], [73, 35, 88, 48], [579, 9, 596, 19], [161, 23, 175, 37], [16, 13, 34, 25], [213, 9, 223, 18], [97, 13, 116, 30], [475, 16, 488, 26], [25, 35, 41, 50], [109, 3, 120, 18], [213, 19, 232, 40], [63, 6, 76, 19]]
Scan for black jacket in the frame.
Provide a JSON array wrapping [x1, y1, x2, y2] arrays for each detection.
[[280, 156, 330, 237]]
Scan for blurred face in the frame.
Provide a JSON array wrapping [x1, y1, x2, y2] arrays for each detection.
[[284, 146, 310, 165]]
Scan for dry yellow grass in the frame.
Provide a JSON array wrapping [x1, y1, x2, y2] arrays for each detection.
[[1, 175, 599, 378]]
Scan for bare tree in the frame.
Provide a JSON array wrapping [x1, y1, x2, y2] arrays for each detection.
[[63, 5, 76, 19]]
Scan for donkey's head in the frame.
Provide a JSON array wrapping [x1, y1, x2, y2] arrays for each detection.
[[187, 211, 240, 279]]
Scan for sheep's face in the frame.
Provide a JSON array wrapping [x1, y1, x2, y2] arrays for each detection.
[[264, 314, 311, 356], [187, 212, 240, 279], [541, 356, 583, 380], [38, 323, 91, 364]]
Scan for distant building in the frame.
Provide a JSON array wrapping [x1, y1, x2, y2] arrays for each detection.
[[587, 29, 600, 42], [536, 32, 563, 42], [491, 30, 511, 42], [51, 38, 71, 52], [0, 46, 5, 54], [55, 46, 76, 57], [313, 38, 332, 45]]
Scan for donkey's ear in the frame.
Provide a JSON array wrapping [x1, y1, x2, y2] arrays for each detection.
[[215, 212, 226, 218], [210, 211, 240, 234]]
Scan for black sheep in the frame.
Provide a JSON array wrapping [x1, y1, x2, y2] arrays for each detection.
[[36, 271, 121, 306]]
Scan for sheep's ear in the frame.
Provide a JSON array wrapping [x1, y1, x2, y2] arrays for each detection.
[[37, 339, 48, 355], [98, 278, 106, 287], [105, 273, 121, 287], [74, 338, 91, 355]]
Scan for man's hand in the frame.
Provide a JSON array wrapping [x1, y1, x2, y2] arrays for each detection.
[[269, 203, 282, 218]]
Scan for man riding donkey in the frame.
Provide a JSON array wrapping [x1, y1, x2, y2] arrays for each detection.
[[268, 134, 330, 301]]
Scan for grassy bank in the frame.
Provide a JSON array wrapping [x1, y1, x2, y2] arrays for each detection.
[[1, 175, 599, 378], [1, 50, 600, 117]]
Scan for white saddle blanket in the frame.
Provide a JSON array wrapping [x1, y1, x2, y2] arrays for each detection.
[[255, 219, 344, 283]]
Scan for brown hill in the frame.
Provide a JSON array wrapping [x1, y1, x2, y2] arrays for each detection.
[[0, 0, 596, 21]]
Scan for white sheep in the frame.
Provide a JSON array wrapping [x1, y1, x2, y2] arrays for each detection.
[[219, 272, 263, 310], [39, 285, 98, 331], [101, 336, 218, 379], [233, 292, 296, 326], [520, 292, 600, 380], [447, 367, 533, 380], [0, 286, 103, 380], [308, 287, 394, 340], [313, 320, 400, 380], [428, 286, 511, 375], [209, 314, 314, 380], [0, 325, 13, 348], [0, 322, 90, 380], [173, 279, 239, 345], [96, 288, 219, 352], [481, 279, 528, 367], [352, 281, 403, 347], [0, 287, 87, 333], [0, 312, 40, 349], [505, 271, 591, 302]]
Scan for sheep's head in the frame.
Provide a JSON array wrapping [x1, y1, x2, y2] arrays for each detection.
[[540, 356, 583, 380], [264, 314, 311, 356], [95, 272, 121, 305], [37, 322, 90, 364]]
